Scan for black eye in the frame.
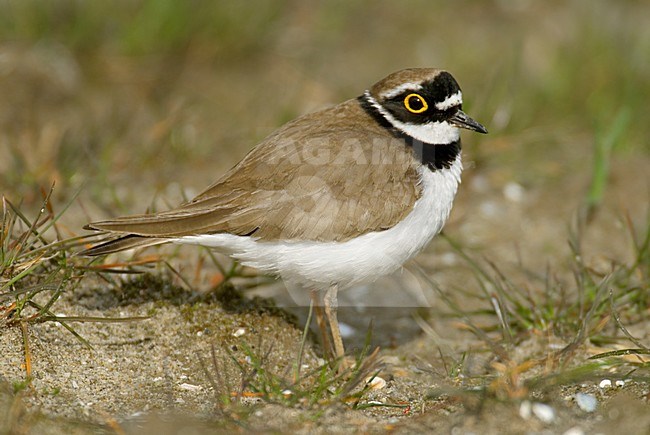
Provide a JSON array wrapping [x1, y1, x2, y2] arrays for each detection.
[[403, 93, 428, 114]]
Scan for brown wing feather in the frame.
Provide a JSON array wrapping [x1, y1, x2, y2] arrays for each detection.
[[86, 99, 421, 243]]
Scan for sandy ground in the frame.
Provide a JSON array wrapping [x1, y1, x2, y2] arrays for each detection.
[[2, 151, 648, 433]]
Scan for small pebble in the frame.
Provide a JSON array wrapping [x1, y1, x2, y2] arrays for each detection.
[[503, 181, 525, 203], [281, 389, 293, 397], [575, 393, 598, 412], [339, 322, 355, 338], [440, 252, 457, 266], [532, 402, 556, 423], [519, 400, 532, 420], [479, 201, 500, 217], [179, 383, 202, 392], [233, 328, 246, 337], [599, 379, 612, 388], [470, 174, 489, 192], [615, 380, 625, 387], [382, 355, 400, 366]]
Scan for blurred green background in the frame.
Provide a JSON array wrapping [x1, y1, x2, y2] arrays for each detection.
[[0, 0, 648, 221]]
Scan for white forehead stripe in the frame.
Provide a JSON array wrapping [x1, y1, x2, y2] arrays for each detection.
[[379, 82, 423, 99], [435, 91, 462, 110]]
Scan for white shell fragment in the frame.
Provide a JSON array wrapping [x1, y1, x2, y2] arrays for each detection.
[[233, 328, 246, 337], [575, 393, 598, 412], [365, 376, 387, 390], [598, 379, 612, 388], [531, 402, 556, 423]]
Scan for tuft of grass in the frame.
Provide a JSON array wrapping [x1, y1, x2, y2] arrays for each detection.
[[420, 212, 650, 405], [440, 211, 649, 343], [1, 187, 85, 378], [1, 186, 151, 379], [1, 187, 85, 327], [199, 336, 386, 421]]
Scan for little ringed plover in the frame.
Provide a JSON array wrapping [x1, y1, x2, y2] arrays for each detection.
[[82, 68, 487, 365]]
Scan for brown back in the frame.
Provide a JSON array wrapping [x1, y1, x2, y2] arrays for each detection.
[[89, 99, 422, 242]]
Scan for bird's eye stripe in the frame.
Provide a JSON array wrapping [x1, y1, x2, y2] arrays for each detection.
[[404, 93, 428, 113]]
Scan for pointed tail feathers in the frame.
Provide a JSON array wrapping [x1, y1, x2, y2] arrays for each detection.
[[80, 234, 167, 256]]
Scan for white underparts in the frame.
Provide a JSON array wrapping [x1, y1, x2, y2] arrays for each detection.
[[175, 156, 463, 289]]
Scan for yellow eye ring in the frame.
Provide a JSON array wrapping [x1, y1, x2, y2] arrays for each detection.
[[404, 93, 428, 113]]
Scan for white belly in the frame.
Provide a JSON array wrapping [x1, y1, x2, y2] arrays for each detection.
[[176, 156, 462, 289]]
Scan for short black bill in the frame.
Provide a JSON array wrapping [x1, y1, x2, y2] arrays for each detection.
[[450, 110, 488, 134]]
